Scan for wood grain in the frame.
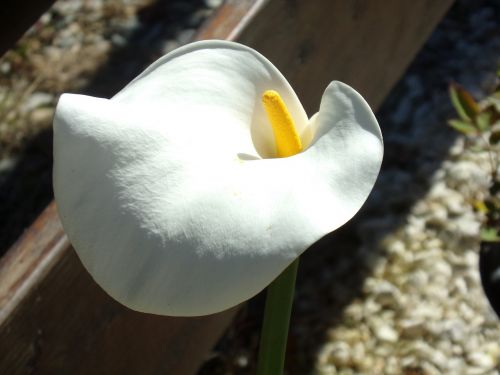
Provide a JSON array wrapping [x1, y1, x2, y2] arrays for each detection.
[[0, 0, 453, 374], [235, 0, 453, 114]]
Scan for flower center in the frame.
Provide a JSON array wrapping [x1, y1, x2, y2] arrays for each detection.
[[262, 90, 302, 158]]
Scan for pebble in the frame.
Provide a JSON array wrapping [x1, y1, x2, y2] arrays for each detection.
[[420, 361, 441, 375], [205, 0, 223, 8], [445, 191, 466, 216], [370, 281, 402, 309], [29, 107, 54, 126], [111, 33, 127, 47], [448, 161, 489, 187], [21, 92, 54, 113], [453, 214, 481, 238], [453, 277, 468, 295], [399, 319, 426, 339], [0, 157, 17, 176], [467, 351, 495, 370], [373, 323, 399, 343], [430, 259, 452, 278], [234, 354, 248, 368], [0, 61, 11, 74], [426, 203, 448, 227], [321, 342, 351, 367]]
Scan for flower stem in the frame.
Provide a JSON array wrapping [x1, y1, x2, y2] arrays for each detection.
[[256, 258, 299, 375]]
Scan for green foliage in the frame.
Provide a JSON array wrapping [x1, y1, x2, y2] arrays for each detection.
[[476, 112, 492, 132], [481, 227, 500, 242], [449, 83, 480, 121], [447, 83, 500, 137], [448, 74, 500, 243], [448, 119, 477, 135]]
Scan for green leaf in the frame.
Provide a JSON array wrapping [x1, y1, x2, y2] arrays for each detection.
[[490, 130, 500, 145], [481, 227, 500, 242], [449, 83, 480, 121], [475, 112, 492, 132], [469, 145, 485, 153], [448, 119, 477, 135]]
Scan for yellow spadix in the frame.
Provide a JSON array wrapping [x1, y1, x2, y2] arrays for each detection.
[[262, 90, 302, 157]]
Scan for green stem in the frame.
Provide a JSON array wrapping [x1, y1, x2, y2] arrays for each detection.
[[256, 258, 299, 375]]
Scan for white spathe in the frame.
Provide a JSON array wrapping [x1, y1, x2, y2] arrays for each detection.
[[53, 40, 383, 316]]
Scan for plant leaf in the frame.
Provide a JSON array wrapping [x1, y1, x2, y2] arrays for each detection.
[[481, 227, 500, 242], [475, 112, 492, 132], [469, 145, 485, 153], [448, 119, 477, 135], [449, 83, 480, 121]]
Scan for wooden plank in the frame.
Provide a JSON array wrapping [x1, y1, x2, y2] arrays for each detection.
[[234, 0, 453, 114], [197, 0, 263, 41], [0, 0, 453, 374], [0, 202, 66, 326], [0, 2, 258, 374], [0, 212, 238, 374], [0, 202, 238, 375], [0, 0, 57, 58]]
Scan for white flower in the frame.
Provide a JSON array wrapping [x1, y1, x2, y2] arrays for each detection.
[[53, 40, 383, 316]]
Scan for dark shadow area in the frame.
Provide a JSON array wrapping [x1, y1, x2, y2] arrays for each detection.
[[198, 1, 500, 373], [80, 0, 209, 98], [0, 0, 56, 57], [0, 0, 211, 254], [480, 241, 500, 317], [0, 130, 53, 251]]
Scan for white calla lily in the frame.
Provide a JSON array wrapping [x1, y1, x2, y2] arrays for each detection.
[[53, 40, 383, 317]]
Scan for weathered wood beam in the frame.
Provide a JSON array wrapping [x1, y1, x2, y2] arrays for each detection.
[[0, 0, 453, 373], [232, 0, 453, 113]]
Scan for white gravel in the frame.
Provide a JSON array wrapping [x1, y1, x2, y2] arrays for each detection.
[[315, 1, 500, 373], [316, 135, 500, 374]]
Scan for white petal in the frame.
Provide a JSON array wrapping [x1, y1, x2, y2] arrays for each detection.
[[293, 80, 384, 233], [53, 41, 383, 317], [113, 40, 309, 158]]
